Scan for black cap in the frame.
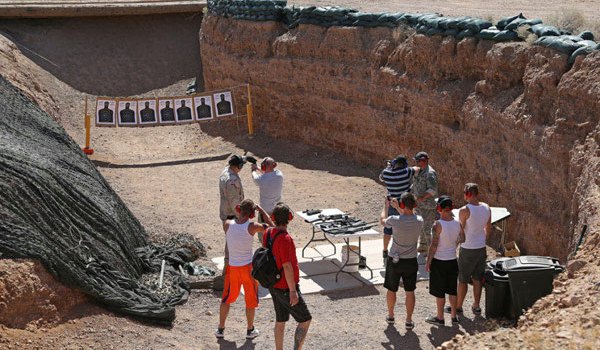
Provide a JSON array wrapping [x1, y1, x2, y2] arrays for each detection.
[[437, 196, 453, 210], [228, 155, 246, 167], [413, 151, 429, 161], [391, 155, 408, 168]]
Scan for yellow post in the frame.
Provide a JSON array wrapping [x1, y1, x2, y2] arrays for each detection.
[[83, 96, 94, 155], [246, 83, 254, 136]]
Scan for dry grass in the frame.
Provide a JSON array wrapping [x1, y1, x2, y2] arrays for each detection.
[[545, 7, 599, 36], [516, 25, 538, 45]]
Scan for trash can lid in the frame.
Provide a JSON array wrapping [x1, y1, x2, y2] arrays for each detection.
[[492, 256, 561, 271]]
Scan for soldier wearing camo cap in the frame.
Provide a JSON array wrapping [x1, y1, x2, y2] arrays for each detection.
[[410, 151, 438, 254]]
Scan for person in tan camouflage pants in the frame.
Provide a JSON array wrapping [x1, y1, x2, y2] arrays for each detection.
[[410, 152, 438, 254]]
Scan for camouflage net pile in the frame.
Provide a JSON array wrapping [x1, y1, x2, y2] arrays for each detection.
[[0, 76, 201, 324], [207, 0, 599, 65]]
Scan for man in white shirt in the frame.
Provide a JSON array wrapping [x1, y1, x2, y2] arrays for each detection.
[[216, 199, 273, 340], [453, 183, 491, 316], [250, 157, 283, 240]]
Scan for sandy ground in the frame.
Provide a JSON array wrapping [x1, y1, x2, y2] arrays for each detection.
[[3, 0, 599, 349]]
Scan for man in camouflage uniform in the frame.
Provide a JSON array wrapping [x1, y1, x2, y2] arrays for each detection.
[[216, 155, 246, 289], [410, 152, 438, 254], [219, 155, 246, 222]]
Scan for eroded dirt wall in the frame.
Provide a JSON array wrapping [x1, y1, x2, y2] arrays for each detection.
[[200, 15, 600, 260]]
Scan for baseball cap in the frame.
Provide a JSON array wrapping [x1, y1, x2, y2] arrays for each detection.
[[437, 196, 453, 210], [413, 151, 429, 161], [391, 155, 408, 168], [228, 154, 246, 167]]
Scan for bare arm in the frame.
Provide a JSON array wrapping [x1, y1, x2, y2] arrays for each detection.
[[457, 223, 466, 244], [458, 206, 469, 230], [223, 220, 230, 261], [282, 262, 299, 306], [485, 207, 492, 243], [426, 221, 441, 271], [257, 205, 274, 227], [380, 198, 389, 226]]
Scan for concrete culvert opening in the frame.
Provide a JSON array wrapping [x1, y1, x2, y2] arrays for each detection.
[[1, 0, 600, 349]]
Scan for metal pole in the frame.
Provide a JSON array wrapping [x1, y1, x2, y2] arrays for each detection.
[[159, 259, 166, 288], [83, 96, 94, 155], [246, 83, 254, 136]]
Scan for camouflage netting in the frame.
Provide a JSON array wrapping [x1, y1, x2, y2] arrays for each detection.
[[0, 76, 200, 324], [207, 0, 600, 65]]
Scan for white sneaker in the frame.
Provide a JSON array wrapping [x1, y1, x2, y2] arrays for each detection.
[[215, 328, 224, 338], [246, 327, 260, 339]]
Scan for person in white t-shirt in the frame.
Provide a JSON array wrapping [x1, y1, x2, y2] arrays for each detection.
[[216, 199, 273, 340], [250, 157, 283, 240], [453, 183, 491, 316], [425, 196, 465, 326]]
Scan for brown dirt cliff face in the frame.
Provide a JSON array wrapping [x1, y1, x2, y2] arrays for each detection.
[[200, 15, 600, 262], [0, 260, 88, 329]]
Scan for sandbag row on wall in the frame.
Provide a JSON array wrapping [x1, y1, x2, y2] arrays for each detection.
[[206, 0, 599, 64], [207, 0, 286, 21]]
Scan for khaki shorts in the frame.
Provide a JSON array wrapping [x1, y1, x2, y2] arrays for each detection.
[[458, 247, 486, 283]]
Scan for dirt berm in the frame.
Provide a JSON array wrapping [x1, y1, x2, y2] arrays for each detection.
[[200, 13, 600, 348]]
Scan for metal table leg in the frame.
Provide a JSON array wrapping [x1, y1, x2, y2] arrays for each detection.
[[335, 237, 373, 282], [301, 224, 337, 258]]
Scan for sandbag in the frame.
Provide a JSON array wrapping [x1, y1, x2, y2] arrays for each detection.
[[535, 36, 580, 55], [456, 29, 476, 40], [577, 40, 598, 47], [530, 24, 561, 37], [568, 45, 595, 65], [463, 18, 493, 32], [426, 27, 444, 36], [504, 17, 527, 31], [580, 31, 595, 41], [443, 28, 459, 37], [497, 13, 525, 30], [477, 28, 500, 40], [522, 18, 543, 27], [400, 13, 422, 25], [492, 30, 519, 42]]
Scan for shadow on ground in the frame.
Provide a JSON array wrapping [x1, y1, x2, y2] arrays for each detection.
[[201, 123, 382, 181], [0, 13, 204, 96]]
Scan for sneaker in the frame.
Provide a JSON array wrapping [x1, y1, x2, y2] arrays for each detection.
[[425, 316, 445, 326], [215, 328, 225, 338], [445, 306, 463, 314], [472, 306, 482, 315], [405, 320, 415, 330], [386, 316, 395, 325], [451, 316, 459, 324], [246, 327, 260, 339]]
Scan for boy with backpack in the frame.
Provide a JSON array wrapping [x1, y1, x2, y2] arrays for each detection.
[[262, 202, 311, 350], [425, 196, 465, 326], [216, 199, 273, 339]]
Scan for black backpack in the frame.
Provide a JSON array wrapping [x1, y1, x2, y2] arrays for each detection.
[[252, 228, 283, 288]]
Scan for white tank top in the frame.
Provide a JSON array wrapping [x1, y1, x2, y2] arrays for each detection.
[[226, 221, 253, 266], [461, 203, 490, 249], [434, 219, 461, 260]]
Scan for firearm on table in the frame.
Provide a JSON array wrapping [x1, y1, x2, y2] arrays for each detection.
[[306, 212, 351, 224], [319, 220, 378, 235]]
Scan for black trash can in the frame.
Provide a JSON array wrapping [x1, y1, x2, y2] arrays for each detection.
[[485, 256, 564, 320], [484, 268, 511, 319]]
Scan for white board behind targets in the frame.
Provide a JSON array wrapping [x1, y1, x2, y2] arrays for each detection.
[[95, 98, 116, 126], [117, 100, 138, 127], [213, 91, 234, 117], [193, 95, 214, 120]]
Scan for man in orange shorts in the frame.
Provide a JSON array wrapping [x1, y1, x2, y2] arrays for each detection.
[[216, 199, 273, 339]]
